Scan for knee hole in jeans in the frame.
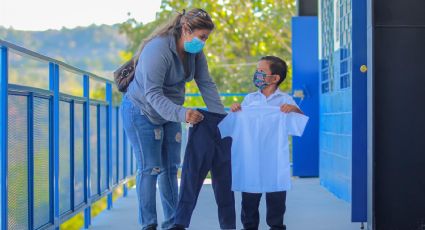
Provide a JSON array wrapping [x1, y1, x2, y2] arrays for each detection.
[[175, 132, 182, 143], [141, 167, 162, 175], [154, 128, 162, 140]]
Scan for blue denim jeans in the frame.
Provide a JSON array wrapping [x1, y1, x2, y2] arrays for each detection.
[[120, 96, 181, 230]]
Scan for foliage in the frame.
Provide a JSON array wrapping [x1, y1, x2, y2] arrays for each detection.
[[0, 24, 128, 78], [119, 0, 296, 107]]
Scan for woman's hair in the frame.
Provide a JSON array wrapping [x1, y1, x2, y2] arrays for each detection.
[[260, 56, 288, 86], [136, 8, 214, 55]]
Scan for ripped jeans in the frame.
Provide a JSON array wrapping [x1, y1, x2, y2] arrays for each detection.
[[120, 96, 181, 230]]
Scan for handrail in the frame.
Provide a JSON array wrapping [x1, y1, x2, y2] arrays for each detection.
[[0, 40, 259, 230], [0, 39, 113, 84], [0, 40, 134, 230]]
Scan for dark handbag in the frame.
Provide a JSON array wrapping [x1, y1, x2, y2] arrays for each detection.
[[113, 56, 137, 92]]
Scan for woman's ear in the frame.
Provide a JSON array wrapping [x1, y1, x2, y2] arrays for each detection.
[[183, 24, 192, 36]]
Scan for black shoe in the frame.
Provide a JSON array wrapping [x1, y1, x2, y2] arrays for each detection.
[[269, 225, 286, 230], [143, 225, 157, 230], [168, 225, 185, 230]]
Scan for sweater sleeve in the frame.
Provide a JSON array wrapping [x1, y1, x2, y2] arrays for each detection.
[[139, 42, 187, 122], [194, 52, 226, 114]]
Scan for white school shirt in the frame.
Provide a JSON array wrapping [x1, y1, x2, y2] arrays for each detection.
[[218, 91, 308, 193], [241, 89, 298, 107]]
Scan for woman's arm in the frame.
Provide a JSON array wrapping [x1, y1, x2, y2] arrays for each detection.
[[139, 42, 187, 122], [194, 52, 226, 114]]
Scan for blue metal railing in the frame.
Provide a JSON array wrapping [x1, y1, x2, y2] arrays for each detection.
[[0, 39, 137, 230], [0, 39, 256, 230]]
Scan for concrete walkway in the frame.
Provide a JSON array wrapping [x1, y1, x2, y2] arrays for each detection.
[[85, 178, 363, 230]]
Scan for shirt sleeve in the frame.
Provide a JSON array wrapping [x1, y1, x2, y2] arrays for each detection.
[[286, 95, 300, 108], [286, 113, 309, 136], [241, 94, 251, 106], [218, 113, 235, 138], [194, 52, 226, 114], [139, 42, 187, 122]]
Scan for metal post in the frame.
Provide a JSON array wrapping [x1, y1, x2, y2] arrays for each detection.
[[70, 100, 75, 211], [49, 63, 60, 230], [1, 46, 9, 230], [28, 93, 34, 230], [83, 75, 91, 228], [96, 104, 101, 196], [123, 134, 128, 197], [106, 83, 113, 209]]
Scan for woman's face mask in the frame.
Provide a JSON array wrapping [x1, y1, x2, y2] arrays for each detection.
[[184, 36, 205, 54], [253, 70, 272, 89], [184, 28, 206, 54]]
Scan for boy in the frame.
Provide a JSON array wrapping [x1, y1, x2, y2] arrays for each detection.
[[222, 56, 307, 230]]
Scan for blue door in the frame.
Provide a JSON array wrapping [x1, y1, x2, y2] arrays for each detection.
[[318, 0, 367, 222]]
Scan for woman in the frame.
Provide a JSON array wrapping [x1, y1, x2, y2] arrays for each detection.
[[121, 8, 225, 230]]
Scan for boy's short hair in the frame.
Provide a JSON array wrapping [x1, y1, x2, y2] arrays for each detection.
[[260, 56, 287, 86]]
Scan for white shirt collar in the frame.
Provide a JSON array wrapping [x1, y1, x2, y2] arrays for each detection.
[[255, 89, 285, 99]]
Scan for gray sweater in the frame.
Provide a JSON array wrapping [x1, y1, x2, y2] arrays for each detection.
[[126, 33, 225, 125]]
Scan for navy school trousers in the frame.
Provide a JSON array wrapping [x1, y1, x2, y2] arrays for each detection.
[[174, 110, 236, 229]]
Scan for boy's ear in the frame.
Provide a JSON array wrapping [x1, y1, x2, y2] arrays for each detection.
[[273, 75, 281, 83]]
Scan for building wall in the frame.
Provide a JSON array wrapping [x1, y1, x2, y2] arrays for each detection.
[[319, 0, 353, 202]]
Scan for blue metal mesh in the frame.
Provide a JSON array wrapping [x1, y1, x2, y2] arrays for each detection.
[[59, 68, 83, 97], [33, 97, 51, 228], [74, 103, 85, 206], [7, 95, 28, 230], [90, 105, 99, 196], [126, 140, 131, 177], [8, 51, 49, 89], [99, 105, 107, 192], [112, 107, 118, 185], [59, 101, 71, 214], [118, 113, 124, 181]]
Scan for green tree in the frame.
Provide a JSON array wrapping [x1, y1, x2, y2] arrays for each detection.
[[119, 0, 296, 107]]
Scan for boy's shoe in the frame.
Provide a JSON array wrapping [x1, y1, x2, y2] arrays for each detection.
[[269, 224, 287, 230]]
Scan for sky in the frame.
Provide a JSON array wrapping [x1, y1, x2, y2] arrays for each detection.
[[0, 0, 162, 31]]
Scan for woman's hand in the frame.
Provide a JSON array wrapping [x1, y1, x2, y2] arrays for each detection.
[[230, 103, 242, 112], [186, 109, 204, 125], [280, 104, 303, 114]]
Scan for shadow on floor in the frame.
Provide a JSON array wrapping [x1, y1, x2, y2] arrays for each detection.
[[85, 178, 363, 230]]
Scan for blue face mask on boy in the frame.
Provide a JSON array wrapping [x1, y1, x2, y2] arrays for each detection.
[[184, 37, 205, 54], [253, 71, 270, 90]]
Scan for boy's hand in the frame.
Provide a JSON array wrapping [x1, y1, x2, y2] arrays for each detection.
[[230, 103, 242, 112], [280, 104, 303, 114]]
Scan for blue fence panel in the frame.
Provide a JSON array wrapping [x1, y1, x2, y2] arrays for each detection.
[[118, 115, 124, 181], [0, 40, 138, 229], [112, 107, 118, 185], [74, 102, 85, 207], [100, 105, 108, 193], [0, 47, 8, 230], [7, 95, 29, 229], [59, 101, 71, 215], [33, 97, 51, 228], [90, 105, 99, 197]]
